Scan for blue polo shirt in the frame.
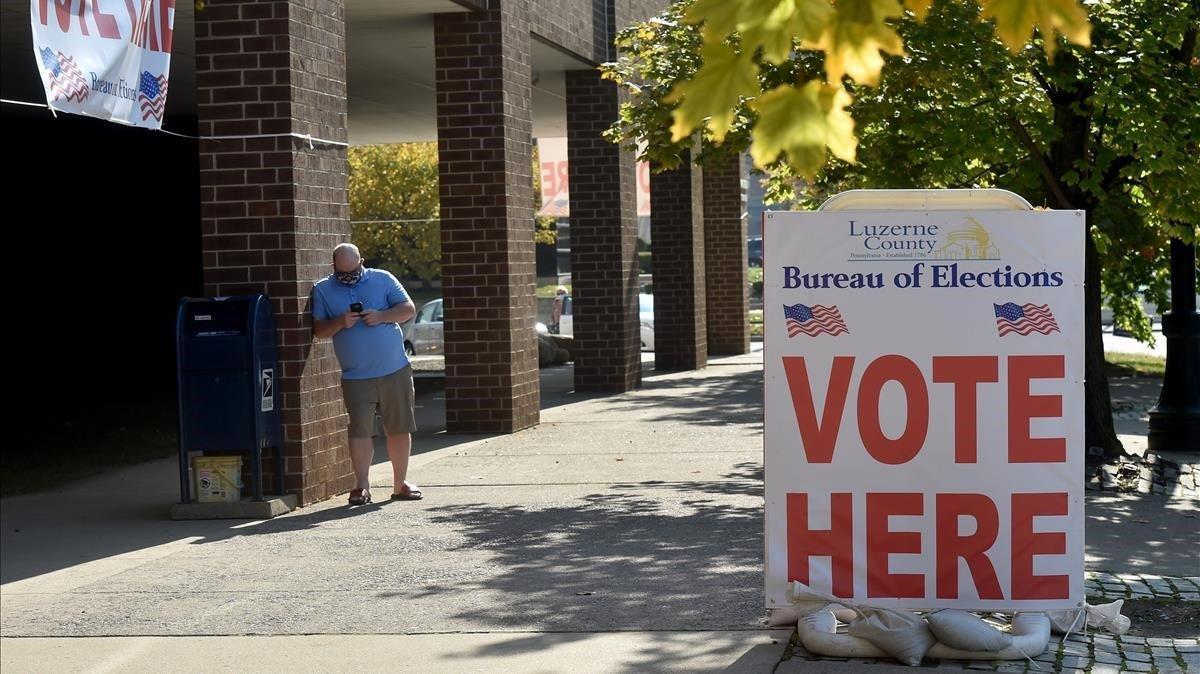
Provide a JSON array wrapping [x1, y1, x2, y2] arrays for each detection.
[[312, 268, 411, 380]]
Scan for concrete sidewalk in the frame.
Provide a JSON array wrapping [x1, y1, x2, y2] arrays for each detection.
[[2, 347, 1197, 673], [0, 632, 793, 674], [2, 351, 774, 673]]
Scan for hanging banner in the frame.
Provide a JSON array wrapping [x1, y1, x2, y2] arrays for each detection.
[[31, 0, 175, 128], [537, 137, 651, 218], [764, 196, 1085, 611]]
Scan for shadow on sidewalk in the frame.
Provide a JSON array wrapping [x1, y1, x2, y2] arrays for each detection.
[[370, 359, 664, 464], [554, 366, 765, 431], [400, 461, 766, 632], [3, 357, 761, 588], [1083, 492, 1200, 577]]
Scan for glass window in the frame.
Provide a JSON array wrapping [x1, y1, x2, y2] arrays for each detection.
[[416, 302, 437, 323]]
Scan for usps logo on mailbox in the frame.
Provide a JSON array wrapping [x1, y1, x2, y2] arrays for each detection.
[[261, 368, 274, 412], [764, 206, 1085, 611]]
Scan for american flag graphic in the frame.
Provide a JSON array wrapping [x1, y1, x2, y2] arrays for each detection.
[[40, 48, 88, 103], [783, 303, 848, 337], [138, 70, 168, 121], [994, 302, 1060, 336]]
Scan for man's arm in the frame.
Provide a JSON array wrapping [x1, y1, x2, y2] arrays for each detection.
[[312, 284, 362, 338], [314, 311, 359, 338], [362, 300, 415, 327], [361, 272, 417, 327]]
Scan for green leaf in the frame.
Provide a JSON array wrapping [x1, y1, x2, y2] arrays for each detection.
[[981, 0, 1091, 57], [814, 0, 906, 85], [750, 80, 856, 177], [741, 0, 834, 64], [666, 42, 760, 142], [685, 0, 747, 38]]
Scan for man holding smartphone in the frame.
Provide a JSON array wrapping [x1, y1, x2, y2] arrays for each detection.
[[312, 243, 421, 505]]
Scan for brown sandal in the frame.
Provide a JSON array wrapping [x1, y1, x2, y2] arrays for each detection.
[[391, 483, 423, 501], [348, 488, 372, 506]]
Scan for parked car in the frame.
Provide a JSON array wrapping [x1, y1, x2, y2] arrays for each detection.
[[748, 236, 763, 267], [408, 295, 656, 355], [552, 294, 655, 352], [638, 293, 655, 352], [405, 298, 443, 355]]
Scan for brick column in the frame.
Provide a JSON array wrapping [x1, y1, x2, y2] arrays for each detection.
[[196, 0, 352, 504], [565, 70, 641, 392], [650, 149, 707, 371], [703, 152, 749, 356], [434, 6, 540, 433]]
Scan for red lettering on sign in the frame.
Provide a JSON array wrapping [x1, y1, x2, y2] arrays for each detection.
[[37, 0, 169, 46], [859, 355, 928, 465], [786, 491, 1073, 602], [1012, 492, 1069, 599], [159, 0, 174, 52], [783, 356, 854, 463], [932, 356, 999, 463], [38, 0, 73, 32], [936, 493, 1003, 599], [787, 492, 854, 598], [92, 0, 121, 39], [783, 355, 1067, 466], [866, 493, 925, 598], [1009, 356, 1066, 463], [143, 1, 159, 51], [76, 0, 90, 36], [540, 162, 555, 199]]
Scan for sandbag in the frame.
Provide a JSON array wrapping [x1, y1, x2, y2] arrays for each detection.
[[927, 609, 1013, 651], [771, 602, 858, 627], [1046, 600, 1130, 635], [847, 609, 937, 666]]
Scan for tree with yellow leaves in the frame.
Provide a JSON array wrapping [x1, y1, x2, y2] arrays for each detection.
[[608, 0, 1089, 176], [602, 0, 1199, 458]]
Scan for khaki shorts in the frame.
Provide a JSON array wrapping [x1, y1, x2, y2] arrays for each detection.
[[341, 366, 417, 438]]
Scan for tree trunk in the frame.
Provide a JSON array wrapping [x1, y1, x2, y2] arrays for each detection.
[[1041, 63, 1124, 461], [1084, 232, 1124, 459]]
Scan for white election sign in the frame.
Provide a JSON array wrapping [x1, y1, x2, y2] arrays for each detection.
[[764, 196, 1084, 611], [31, 0, 175, 129]]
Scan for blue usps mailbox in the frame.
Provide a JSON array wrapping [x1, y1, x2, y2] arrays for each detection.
[[175, 294, 284, 502]]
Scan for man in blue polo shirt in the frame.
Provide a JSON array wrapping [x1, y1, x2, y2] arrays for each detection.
[[312, 243, 421, 506]]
